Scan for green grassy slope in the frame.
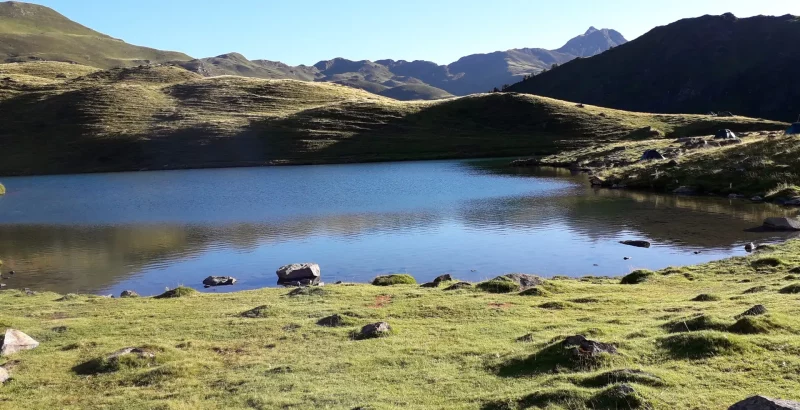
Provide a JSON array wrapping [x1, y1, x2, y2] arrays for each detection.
[[0, 62, 786, 176], [0, 1, 192, 68], [1, 240, 800, 408]]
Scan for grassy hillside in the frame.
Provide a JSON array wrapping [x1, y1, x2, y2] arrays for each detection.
[[0, 1, 191, 68], [508, 13, 800, 122], [521, 128, 800, 198], [2, 240, 800, 408], [377, 83, 454, 101], [0, 62, 786, 176]]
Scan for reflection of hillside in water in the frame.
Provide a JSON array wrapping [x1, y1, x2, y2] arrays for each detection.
[[0, 211, 439, 293], [1, 166, 797, 294]]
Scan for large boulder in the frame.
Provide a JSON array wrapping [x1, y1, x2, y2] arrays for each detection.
[[1, 329, 39, 356], [762, 217, 800, 231], [276, 263, 321, 284], [728, 396, 800, 410], [202, 276, 237, 287]]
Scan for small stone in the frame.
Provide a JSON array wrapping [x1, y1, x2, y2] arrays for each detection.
[[562, 335, 618, 356], [202, 276, 237, 287], [735, 305, 768, 319], [1, 329, 39, 356], [745, 243, 755, 252], [120, 290, 139, 298], [107, 347, 155, 361], [728, 395, 800, 410], [317, 314, 347, 327], [356, 322, 392, 339], [751, 196, 763, 202]]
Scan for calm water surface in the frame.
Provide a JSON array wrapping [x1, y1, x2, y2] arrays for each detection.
[[0, 160, 796, 295]]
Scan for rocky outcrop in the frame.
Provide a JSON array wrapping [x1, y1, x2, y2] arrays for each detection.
[[1, 329, 39, 356]]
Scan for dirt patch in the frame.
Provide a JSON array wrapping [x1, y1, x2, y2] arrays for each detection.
[[369, 294, 393, 308]]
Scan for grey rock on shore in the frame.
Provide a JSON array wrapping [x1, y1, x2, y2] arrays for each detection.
[[728, 396, 800, 410], [762, 217, 800, 231], [276, 263, 321, 285]]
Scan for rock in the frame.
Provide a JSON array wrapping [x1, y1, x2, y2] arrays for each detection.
[[718, 111, 735, 117], [444, 282, 472, 291], [496, 273, 544, 290], [715, 129, 738, 139], [280, 277, 321, 287], [729, 193, 740, 199], [640, 149, 665, 160], [624, 257, 631, 260], [751, 196, 763, 202], [735, 305, 768, 319], [762, 217, 800, 231], [728, 396, 800, 410], [589, 176, 606, 186], [0, 367, 8, 384], [120, 290, 139, 298], [620, 240, 651, 248], [276, 263, 321, 284], [562, 335, 618, 357], [356, 322, 392, 339], [667, 159, 678, 167], [0, 284, 5, 289], [510, 158, 540, 167], [784, 197, 800, 206], [202, 276, 236, 287], [107, 347, 155, 362], [317, 314, 348, 327], [1, 329, 39, 356], [673, 186, 697, 195], [745, 243, 755, 252]]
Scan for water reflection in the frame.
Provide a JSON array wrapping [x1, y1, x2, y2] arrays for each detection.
[[0, 161, 795, 295]]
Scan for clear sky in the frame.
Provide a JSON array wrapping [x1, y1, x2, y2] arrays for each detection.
[[22, 0, 800, 65]]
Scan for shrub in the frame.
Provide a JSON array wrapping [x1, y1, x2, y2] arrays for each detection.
[[477, 278, 520, 293], [620, 270, 654, 284], [372, 274, 417, 286]]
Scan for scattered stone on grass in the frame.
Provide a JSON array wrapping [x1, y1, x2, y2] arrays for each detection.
[[240, 305, 271, 318], [120, 290, 139, 298], [1, 329, 39, 356], [443, 282, 472, 291], [728, 395, 800, 410], [354, 322, 392, 340], [692, 294, 719, 302], [317, 314, 354, 327]]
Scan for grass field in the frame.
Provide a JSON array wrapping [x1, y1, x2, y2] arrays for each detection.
[[0, 61, 787, 176], [2, 241, 800, 409]]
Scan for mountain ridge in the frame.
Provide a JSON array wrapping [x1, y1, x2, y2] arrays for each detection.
[[507, 13, 800, 122]]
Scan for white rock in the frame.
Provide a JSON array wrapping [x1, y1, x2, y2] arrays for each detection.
[[1, 329, 39, 356]]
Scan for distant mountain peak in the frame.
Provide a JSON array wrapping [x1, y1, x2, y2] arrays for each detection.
[[556, 27, 628, 57], [585, 26, 599, 35]]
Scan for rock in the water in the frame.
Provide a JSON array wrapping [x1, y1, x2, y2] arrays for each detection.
[[735, 305, 768, 319], [276, 263, 321, 284], [784, 197, 800, 206], [120, 290, 139, 298], [280, 277, 321, 287], [762, 217, 800, 231], [444, 282, 473, 291], [673, 186, 697, 195], [745, 243, 755, 252], [0, 367, 8, 384], [620, 240, 651, 248], [751, 196, 764, 202], [640, 149, 665, 160], [356, 322, 392, 339], [1, 329, 39, 356], [202, 276, 237, 287], [728, 396, 800, 410]]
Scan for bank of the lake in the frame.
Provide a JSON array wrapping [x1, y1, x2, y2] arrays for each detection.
[[1, 239, 800, 409]]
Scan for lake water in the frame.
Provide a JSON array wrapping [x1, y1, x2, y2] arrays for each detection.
[[0, 160, 796, 296]]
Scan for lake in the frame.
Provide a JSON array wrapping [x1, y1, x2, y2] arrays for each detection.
[[0, 160, 795, 296]]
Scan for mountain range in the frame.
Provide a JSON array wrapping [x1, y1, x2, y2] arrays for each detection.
[[508, 13, 800, 122], [0, 1, 627, 99]]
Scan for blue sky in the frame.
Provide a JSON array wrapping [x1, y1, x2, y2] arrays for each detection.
[[25, 0, 800, 65]]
